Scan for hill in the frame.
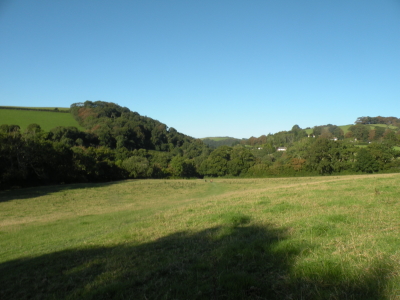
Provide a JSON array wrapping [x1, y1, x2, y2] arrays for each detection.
[[201, 136, 243, 148], [202, 136, 239, 141], [1, 174, 399, 299], [0, 107, 84, 131], [305, 124, 399, 136], [1, 105, 399, 190]]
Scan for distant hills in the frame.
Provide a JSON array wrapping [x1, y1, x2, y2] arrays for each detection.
[[2, 105, 399, 146]]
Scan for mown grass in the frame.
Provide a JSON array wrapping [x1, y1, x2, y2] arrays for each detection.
[[0, 108, 83, 131], [1, 175, 400, 299]]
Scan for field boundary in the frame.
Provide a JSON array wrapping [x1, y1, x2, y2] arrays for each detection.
[[0, 106, 70, 113]]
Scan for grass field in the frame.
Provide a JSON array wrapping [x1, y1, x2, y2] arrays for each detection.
[[305, 124, 360, 135], [0, 108, 84, 131], [0, 106, 70, 111], [1, 175, 400, 299], [306, 124, 399, 136]]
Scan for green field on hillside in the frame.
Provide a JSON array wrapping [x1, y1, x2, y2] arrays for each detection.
[[305, 124, 356, 135], [306, 124, 398, 136], [1, 175, 399, 299], [1, 106, 70, 111], [0, 108, 84, 131]]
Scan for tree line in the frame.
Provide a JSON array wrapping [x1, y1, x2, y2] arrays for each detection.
[[1, 104, 400, 190]]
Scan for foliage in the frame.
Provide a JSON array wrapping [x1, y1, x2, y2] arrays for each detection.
[[355, 115, 399, 126], [202, 137, 242, 148], [70, 101, 200, 152], [1, 105, 400, 189]]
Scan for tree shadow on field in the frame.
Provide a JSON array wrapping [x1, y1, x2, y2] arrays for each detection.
[[0, 223, 393, 300], [0, 180, 125, 203]]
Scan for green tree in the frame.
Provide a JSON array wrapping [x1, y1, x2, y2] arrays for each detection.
[[306, 138, 347, 174], [227, 146, 255, 176], [200, 146, 232, 177], [348, 125, 369, 141], [122, 156, 150, 178], [354, 148, 379, 173]]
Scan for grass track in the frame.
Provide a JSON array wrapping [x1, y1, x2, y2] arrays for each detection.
[[1, 175, 400, 299]]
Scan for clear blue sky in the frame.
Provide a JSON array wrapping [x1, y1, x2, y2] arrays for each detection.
[[1, 0, 399, 138]]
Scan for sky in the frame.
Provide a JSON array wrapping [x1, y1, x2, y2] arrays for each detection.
[[0, 0, 399, 139]]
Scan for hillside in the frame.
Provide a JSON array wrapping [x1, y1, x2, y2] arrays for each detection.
[[0, 107, 84, 131], [201, 136, 243, 148], [305, 124, 399, 136], [202, 136, 239, 141], [1, 105, 399, 190]]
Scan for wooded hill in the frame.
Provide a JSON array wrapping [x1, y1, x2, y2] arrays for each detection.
[[70, 101, 203, 152], [1, 102, 400, 190], [201, 137, 243, 148]]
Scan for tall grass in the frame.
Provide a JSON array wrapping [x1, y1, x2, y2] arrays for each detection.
[[1, 175, 399, 299]]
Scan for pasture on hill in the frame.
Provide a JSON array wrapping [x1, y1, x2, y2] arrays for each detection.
[[0, 108, 83, 131], [305, 124, 399, 136], [1, 175, 400, 299]]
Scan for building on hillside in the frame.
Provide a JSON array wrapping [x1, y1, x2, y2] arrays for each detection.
[[277, 147, 287, 151]]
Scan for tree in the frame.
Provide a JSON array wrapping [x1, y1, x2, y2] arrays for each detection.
[[25, 123, 41, 135], [383, 129, 398, 146], [200, 146, 232, 177], [122, 156, 150, 178], [354, 148, 379, 173], [305, 138, 347, 174], [227, 146, 255, 176], [348, 125, 369, 141], [169, 156, 197, 178]]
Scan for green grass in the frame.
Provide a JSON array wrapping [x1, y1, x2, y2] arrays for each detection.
[[373, 124, 399, 130], [305, 124, 399, 136], [0, 108, 84, 131], [305, 124, 357, 135], [1, 175, 400, 299], [340, 124, 353, 134], [1, 106, 70, 111]]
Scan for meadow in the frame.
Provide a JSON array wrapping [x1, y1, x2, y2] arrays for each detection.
[[0, 108, 83, 131], [1, 175, 399, 299]]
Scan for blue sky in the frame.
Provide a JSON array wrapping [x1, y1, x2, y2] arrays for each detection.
[[1, 0, 399, 138]]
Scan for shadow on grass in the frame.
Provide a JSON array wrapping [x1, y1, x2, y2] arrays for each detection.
[[0, 180, 126, 203], [0, 223, 393, 300]]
